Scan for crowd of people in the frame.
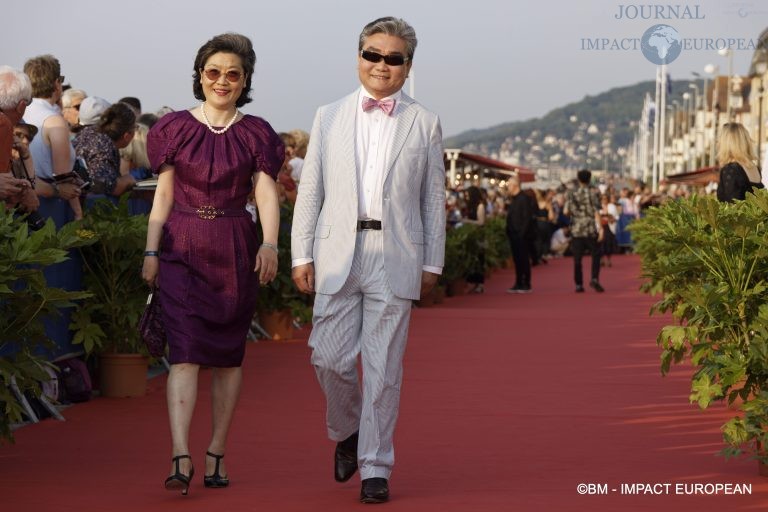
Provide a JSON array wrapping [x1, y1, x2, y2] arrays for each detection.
[[0, 56, 309, 229], [446, 172, 703, 294]]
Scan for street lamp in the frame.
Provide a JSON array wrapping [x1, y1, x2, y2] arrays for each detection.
[[688, 83, 699, 120], [671, 100, 680, 140], [756, 60, 767, 164], [683, 93, 693, 171], [705, 63, 720, 167], [718, 48, 734, 120], [689, 83, 700, 169], [667, 103, 681, 174]]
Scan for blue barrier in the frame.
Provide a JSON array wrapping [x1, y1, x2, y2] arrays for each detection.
[[616, 213, 636, 248], [0, 193, 152, 360]]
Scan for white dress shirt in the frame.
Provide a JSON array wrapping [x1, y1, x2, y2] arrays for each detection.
[[356, 87, 400, 220]]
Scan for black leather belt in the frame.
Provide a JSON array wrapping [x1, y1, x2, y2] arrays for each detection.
[[357, 219, 382, 231]]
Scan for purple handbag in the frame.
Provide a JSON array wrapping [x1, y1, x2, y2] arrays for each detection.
[[138, 288, 167, 357]]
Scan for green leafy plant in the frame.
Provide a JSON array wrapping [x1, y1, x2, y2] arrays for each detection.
[[257, 202, 313, 324], [631, 190, 768, 464], [483, 216, 512, 271], [0, 209, 93, 443], [442, 224, 474, 283], [69, 197, 149, 355]]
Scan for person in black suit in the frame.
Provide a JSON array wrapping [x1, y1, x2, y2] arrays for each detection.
[[506, 175, 534, 293]]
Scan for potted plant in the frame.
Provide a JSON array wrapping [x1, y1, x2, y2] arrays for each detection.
[[631, 190, 768, 473], [69, 197, 150, 397], [483, 216, 512, 272], [257, 202, 312, 340], [0, 210, 92, 441], [442, 224, 482, 296]]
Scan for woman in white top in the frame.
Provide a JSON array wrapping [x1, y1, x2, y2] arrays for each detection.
[[23, 55, 81, 221]]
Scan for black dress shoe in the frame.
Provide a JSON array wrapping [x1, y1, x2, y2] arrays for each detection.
[[360, 478, 389, 504], [334, 431, 358, 482], [589, 279, 605, 293]]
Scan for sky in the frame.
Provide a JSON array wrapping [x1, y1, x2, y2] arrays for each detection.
[[1, 0, 766, 137]]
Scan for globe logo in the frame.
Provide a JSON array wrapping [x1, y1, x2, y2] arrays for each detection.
[[641, 24, 682, 65]]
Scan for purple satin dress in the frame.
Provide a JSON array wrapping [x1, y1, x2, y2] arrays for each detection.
[[147, 111, 283, 367]]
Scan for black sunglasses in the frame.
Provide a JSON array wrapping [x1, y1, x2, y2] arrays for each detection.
[[360, 50, 409, 66], [202, 68, 243, 83]]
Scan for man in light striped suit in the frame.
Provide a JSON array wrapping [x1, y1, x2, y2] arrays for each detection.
[[291, 16, 446, 504]]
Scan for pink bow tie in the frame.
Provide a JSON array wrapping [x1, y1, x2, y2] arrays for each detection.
[[362, 97, 395, 115]]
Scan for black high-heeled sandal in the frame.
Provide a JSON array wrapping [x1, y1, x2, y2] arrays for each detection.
[[165, 454, 194, 495], [204, 451, 230, 488]]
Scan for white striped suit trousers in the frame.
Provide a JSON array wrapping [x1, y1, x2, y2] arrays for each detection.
[[309, 229, 412, 480]]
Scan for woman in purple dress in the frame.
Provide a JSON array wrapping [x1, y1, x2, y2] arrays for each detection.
[[141, 33, 283, 495]]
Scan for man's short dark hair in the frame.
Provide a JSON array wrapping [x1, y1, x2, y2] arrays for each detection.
[[577, 169, 591, 185], [118, 96, 141, 113]]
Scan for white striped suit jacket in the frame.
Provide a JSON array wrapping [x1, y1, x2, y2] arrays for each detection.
[[291, 90, 446, 300]]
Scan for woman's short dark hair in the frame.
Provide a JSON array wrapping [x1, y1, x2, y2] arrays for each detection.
[[192, 33, 256, 108], [98, 102, 136, 142]]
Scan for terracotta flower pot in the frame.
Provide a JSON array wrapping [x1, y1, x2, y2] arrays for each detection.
[[258, 309, 295, 340], [99, 353, 148, 398]]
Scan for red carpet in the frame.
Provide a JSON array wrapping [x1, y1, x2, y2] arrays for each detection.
[[2, 255, 767, 511]]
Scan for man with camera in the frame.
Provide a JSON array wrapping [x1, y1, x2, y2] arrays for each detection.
[[0, 66, 39, 215], [10, 121, 41, 221]]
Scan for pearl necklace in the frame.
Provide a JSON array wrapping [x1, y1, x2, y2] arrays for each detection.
[[200, 102, 239, 135]]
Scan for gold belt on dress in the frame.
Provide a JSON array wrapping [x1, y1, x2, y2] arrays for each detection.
[[174, 204, 249, 220]]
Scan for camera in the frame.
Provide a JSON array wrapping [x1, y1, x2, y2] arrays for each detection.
[[72, 157, 92, 192], [9, 159, 45, 231], [52, 157, 92, 192], [22, 210, 46, 231]]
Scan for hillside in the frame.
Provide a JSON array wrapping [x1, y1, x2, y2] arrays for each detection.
[[444, 80, 698, 172]]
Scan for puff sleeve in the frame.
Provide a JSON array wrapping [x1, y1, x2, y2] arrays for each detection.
[[146, 112, 181, 173], [251, 118, 284, 181]]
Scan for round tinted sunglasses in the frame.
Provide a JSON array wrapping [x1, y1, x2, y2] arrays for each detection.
[[201, 68, 243, 83], [360, 50, 410, 66]]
